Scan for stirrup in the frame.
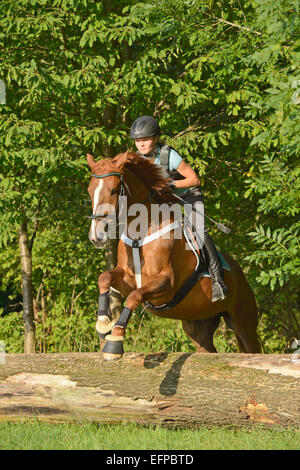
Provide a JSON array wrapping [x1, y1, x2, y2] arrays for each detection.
[[211, 281, 228, 303]]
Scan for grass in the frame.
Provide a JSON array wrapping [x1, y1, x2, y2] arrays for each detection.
[[0, 420, 299, 450]]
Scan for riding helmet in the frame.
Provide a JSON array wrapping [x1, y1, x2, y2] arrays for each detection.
[[129, 115, 160, 139]]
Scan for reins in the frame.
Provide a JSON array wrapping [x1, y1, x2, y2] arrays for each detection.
[[89, 168, 231, 235], [91, 172, 122, 178]]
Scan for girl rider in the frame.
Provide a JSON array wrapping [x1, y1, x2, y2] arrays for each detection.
[[129, 115, 228, 303]]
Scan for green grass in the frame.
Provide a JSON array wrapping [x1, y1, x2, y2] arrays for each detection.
[[0, 421, 299, 450]]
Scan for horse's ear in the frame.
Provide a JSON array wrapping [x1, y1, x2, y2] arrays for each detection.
[[87, 153, 96, 169]]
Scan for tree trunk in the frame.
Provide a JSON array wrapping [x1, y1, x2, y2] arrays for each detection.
[[0, 352, 299, 428], [18, 221, 35, 353]]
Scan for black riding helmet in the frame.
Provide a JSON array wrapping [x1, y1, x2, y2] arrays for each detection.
[[130, 115, 160, 139]]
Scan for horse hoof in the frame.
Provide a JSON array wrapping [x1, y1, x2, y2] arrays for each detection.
[[102, 339, 124, 361]]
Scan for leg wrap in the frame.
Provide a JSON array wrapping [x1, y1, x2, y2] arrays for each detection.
[[102, 340, 124, 356], [96, 290, 115, 337], [98, 290, 111, 318], [113, 306, 132, 329], [106, 306, 131, 343]]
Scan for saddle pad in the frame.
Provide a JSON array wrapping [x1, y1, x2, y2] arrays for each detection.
[[182, 223, 230, 274]]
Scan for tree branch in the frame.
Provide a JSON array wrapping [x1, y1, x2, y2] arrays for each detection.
[[172, 112, 236, 139], [202, 11, 262, 36]]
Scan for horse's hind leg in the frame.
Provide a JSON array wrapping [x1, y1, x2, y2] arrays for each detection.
[[232, 322, 261, 353], [222, 311, 246, 352], [228, 306, 261, 353], [223, 257, 261, 353], [182, 315, 221, 353]]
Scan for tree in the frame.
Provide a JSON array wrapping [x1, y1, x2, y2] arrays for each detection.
[[243, 0, 300, 291]]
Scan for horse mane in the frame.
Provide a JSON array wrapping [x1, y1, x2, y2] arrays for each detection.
[[125, 151, 179, 203], [94, 151, 178, 204]]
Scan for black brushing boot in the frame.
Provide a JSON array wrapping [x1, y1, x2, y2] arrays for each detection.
[[95, 290, 115, 339], [102, 307, 131, 361]]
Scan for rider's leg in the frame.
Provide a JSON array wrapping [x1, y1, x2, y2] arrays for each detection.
[[182, 189, 228, 302], [203, 230, 228, 302]]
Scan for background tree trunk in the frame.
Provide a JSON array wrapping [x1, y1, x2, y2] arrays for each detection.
[[18, 221, 35, 353], [0, 352, 299, 428]]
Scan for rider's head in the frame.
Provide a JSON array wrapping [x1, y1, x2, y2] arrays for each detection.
[[130, 115, 160, 156]]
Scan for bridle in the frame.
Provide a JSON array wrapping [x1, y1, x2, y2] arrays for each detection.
[[88, 172, 125, 221], [87, 170, 153, 221]]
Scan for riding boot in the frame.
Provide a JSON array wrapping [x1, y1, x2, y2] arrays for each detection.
[[203, 232, 229, 302]]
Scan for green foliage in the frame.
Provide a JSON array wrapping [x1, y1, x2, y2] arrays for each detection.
[[0, 0, 299, 353], [0, 225, 105, 352], [243, 0, 300, 291], [125, 309, 196, 353], [0, 312, 24, 353], [246, 223, 299, 290]]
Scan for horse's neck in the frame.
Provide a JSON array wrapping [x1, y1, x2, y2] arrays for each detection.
[[124, 169, 149, 205], [123, 170, 176, 237]]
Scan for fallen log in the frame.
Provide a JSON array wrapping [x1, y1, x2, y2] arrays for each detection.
[[0, 352, 299, 429]]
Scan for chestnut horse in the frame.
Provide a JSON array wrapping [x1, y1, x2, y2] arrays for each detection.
[[87, 151, 261, 360]]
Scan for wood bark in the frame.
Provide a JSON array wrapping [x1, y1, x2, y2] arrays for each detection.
[[18, 221, 35, 354], [0, 352, 299, 429]]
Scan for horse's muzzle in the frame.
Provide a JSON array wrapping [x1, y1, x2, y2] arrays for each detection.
[[88, 232, 107, 249]]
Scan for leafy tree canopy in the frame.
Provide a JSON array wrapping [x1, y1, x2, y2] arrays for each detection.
[[0, 0, 299, 352]]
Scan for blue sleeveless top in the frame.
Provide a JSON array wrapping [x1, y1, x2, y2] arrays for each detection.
[[154, 147, 195, 196]]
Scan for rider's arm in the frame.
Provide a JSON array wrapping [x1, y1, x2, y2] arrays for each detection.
[[169, 160, 200, 189]]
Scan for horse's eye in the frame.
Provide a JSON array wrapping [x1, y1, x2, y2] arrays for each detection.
[[111, 188, 118, 195]]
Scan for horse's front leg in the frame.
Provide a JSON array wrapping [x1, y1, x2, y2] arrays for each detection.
[[103, 273, 171, 360], [96, 267, 125, 339]]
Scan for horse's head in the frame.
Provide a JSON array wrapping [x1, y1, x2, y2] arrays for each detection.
[[87, 153, 126, 248], [87, 150, 177, 247]]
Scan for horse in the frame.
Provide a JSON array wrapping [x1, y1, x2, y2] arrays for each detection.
[[87, 150, 261, 360]]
